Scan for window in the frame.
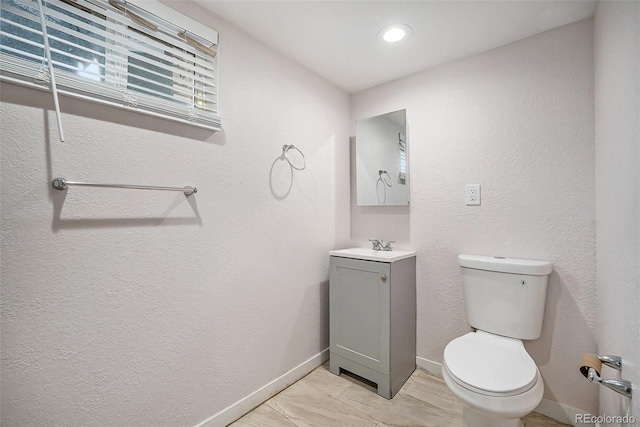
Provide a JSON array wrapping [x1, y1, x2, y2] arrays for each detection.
[[0, 0, 220, 130], [398, 132, 406, 184]]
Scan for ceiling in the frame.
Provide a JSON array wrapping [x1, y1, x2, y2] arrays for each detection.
[[196, 1, 597, 93]]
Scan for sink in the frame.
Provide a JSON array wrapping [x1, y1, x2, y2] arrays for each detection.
[[329, 247, 416, 262]]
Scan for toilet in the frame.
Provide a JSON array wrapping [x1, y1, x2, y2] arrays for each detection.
[[442, 254, 552, 427]]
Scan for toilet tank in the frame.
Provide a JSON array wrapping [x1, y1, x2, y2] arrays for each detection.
[[458, 255, 552, 340]]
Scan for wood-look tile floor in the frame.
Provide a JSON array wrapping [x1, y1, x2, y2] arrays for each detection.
[[230, 364, 570, 427]]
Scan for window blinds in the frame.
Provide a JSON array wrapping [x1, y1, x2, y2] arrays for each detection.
[[0, 0, 220, 130], [399, 133, 406, 183]]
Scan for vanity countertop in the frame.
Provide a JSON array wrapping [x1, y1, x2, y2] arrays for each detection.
[[329, 247, 416, 263]]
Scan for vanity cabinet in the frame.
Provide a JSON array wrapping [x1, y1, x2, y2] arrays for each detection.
[[328, 249, 416, 399]]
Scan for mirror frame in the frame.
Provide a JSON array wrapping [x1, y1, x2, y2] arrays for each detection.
[[355, 109, 409, 206]]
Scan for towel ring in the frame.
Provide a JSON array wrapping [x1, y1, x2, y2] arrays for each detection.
[[379, 170, 393, 187], [283, 145, 306, 170]]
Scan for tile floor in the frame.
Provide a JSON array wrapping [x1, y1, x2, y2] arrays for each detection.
[[230, 364, 570, 427]]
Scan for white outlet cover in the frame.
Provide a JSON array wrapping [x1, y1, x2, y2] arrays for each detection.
[[466, 184, 481, 205]]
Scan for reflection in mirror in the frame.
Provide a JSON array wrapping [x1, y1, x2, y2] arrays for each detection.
[[356, 109, 408, 206]]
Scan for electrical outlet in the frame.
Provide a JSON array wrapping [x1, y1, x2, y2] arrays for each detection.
[[466, 184, 481, 205]]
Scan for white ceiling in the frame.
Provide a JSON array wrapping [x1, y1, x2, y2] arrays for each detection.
[[196, 1, 597, 93]]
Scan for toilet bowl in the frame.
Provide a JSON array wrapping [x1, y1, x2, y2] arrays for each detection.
[[444, 255, 552, 427], [442, 331, 544, 427]]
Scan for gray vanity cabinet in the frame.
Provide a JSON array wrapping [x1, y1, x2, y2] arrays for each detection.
[[329, 254, 416, 399]]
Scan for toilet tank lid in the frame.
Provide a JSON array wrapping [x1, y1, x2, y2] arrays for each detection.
[[458, 254, 552, 276]]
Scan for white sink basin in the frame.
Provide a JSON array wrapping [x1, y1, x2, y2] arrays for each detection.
[[329, 247, 416, 262]]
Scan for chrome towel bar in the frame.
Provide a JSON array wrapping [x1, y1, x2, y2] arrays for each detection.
[[52, 177, 197, 196]]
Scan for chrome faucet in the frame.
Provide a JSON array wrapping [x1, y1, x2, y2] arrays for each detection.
[[369, 239, 383, 251], [382, 241, 395, 251], [369, 239, 394, 251]]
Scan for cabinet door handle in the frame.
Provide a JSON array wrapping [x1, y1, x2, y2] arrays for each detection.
[[380, 274, 387, 282]]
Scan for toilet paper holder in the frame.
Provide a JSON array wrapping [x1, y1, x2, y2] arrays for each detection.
[[580, 353, 632, 398], [597, 355, 622, 371]]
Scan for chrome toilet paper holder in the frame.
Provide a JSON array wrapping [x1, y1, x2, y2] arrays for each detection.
[[598, 355, 622, 371], [580, 354, 632, 398]]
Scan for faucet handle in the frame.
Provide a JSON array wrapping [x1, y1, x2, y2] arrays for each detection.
[[369, 239, 383, 250], [382, 240, 395, 251]]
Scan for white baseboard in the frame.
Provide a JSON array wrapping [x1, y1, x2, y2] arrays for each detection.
[[416, 356, 442, 377], [534, 398, 597, 426], [415, 356, 595, 427], [196, 348, 330, 427]]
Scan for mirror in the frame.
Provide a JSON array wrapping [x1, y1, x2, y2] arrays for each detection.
[[356, 109, 408, 206]]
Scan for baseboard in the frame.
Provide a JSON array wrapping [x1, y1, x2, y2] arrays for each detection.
[[534, 398, 597, 426], [196, 348, 330, 427], [416, 356, 442, 377], [415, 356, 596, 427]]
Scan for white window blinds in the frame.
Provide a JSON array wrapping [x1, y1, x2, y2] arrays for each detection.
[[398, 132, 406, 183], [0, 0, 220, 130]]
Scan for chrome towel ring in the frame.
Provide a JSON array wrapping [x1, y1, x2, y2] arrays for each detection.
[[283, 145, 306, 170], [379, 170, 393, 187]]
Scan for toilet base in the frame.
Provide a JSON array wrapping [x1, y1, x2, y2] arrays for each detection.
[[463, 406, 523, 427]]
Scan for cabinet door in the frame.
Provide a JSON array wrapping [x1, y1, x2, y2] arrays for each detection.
[[330, 257, 391, 374]]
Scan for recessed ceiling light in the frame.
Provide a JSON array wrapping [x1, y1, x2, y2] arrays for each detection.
[[379, 24, 412, 43]]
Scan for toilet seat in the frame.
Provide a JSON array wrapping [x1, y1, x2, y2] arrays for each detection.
[[444, 331, 538, 397]]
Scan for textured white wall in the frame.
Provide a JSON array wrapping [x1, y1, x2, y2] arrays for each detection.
[[351, 20, 598, 413], [0, 2, 350, 425], [594, 1, 640, 423]]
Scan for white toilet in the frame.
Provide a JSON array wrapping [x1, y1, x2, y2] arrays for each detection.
[[442, 254, 552, 427]]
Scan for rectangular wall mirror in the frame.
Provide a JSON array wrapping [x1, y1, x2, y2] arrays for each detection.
[[356, 109, 409, 206]]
